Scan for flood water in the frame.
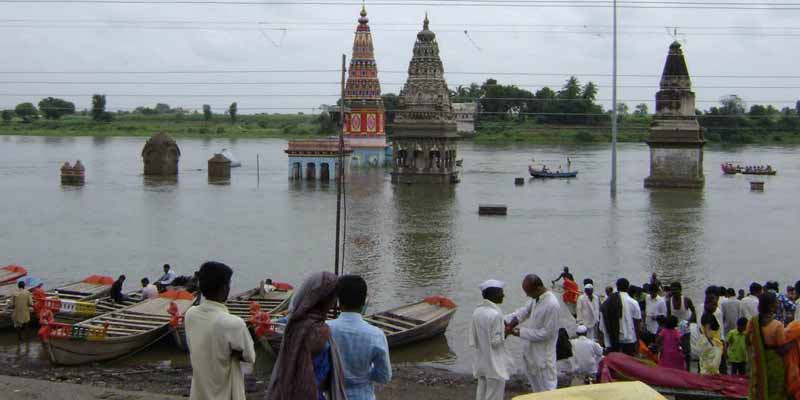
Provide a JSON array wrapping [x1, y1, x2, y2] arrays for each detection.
[[1, 135, 798, 373]]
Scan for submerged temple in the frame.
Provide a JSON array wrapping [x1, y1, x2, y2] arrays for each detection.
[[343, 5, 387, 167], [644, 41, 705, 189], [390, 14, 460, 184], [142, 132, 180, 176]]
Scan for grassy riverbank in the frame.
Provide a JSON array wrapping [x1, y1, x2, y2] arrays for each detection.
[[3, 113, 800, 144]]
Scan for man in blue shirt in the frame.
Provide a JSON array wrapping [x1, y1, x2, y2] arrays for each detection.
[[328, 275, 392, 400]]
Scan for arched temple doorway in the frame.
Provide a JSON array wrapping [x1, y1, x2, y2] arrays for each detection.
[[306, 162, 317, 180]]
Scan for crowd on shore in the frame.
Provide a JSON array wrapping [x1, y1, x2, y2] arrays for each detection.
[[469, 267, 800, 400]]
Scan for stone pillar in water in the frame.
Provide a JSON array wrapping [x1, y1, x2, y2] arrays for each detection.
[[644, 42, 705, 189], [142, 132, 181, 176]]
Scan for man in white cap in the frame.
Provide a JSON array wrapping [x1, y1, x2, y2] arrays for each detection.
[[570, 325, 604, 383], [576, 280, 600, 340], [469, 279, 514, 400]]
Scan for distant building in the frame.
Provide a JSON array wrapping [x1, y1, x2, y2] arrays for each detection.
[[452, 102, 477, 135], [644, 41, 705, 189], [342, 5, 387, 168], [285, 139, 352, 181], [390, 14, 460, 184]]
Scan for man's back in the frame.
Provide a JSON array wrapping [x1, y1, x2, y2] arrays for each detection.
[[328, 312, 391, 400], [185, 301, 255, 400], [11, 290, 32, 323], [570, 337, 603, 374]]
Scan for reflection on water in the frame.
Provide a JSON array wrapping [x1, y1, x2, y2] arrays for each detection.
[[391, 185, 458, 297], [646, 190, 705, 292]]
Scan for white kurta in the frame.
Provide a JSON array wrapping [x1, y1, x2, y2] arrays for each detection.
[[469, 299, 515, 381], [644, 295, 667, 334], [506, 291, 561, 393], [740, 295, 759, 321], [185, 300, 256, 400], [570, 336, 604, 375], [576, 294, 600, 338]]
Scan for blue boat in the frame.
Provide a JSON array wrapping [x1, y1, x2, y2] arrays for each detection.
[[529, 165, 578, 178]]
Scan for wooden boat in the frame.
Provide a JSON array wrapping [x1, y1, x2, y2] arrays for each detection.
[[742, 169, 777, 176], [48, 275, 114, 302], [259, 297, 457, 355], [721, 163, 741, 175], [93, 291, 146, 315], [42, 290, 195, 366], [0, 265, 27, 285], [171, 284, 293, 350], [529, 165, 578, 178]]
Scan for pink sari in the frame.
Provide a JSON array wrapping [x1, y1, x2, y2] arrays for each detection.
[[659, 328, 686, 370]]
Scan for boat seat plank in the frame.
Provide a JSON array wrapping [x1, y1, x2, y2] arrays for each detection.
[[363, 318, 404, 332], [371, 314, 419, 328], [382, 312, 426, 325], [81, 324, 146, 334], [121, 311, 171, 321], [98, 317, 164, 328]]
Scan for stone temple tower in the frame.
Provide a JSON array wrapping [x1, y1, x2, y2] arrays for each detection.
[[343, 4, 387, 167], [390, 14, 460, 184], [644, 41, 705, 189]]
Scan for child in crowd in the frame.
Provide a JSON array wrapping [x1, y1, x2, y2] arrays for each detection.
[[697, 312, 723, 374], [725, 317, 748, 375], [657, 315, 685, 370]]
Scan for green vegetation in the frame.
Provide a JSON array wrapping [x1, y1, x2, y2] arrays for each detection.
[[0, 111, 328, 139], [2, 90, 799, 144]]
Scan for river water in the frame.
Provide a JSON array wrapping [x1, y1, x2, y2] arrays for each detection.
[[1, 135, 798, 372]]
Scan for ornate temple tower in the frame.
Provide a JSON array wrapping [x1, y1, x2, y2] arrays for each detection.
[[390, 14, 460, 184], [343, 5, 387, 167], [644, 42, 705, 189]]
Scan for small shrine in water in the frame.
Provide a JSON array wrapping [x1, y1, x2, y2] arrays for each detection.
[[142, 132, 180, 176], [644, 41, 705, 189], [390, 14, 460, 184], [342, 5, 388, 167], [285, 139, 352, 181]]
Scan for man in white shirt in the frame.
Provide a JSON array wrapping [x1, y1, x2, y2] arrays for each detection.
[[644, 284, 667, 343], [157, 264, 178, 289], [719, 288, 741, 337], [506, 274, 561, 393], [140, 278, 158, 300], [740, 282, 762, 321], [576, 281, 600, 340], [570, 325, 604, 382], [469, 279, 514, 400], [184, 262, 255, 400], [600, 278, 642, 356]]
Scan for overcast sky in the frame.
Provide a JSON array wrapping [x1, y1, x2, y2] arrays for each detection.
[[1, 1, 798, 114]]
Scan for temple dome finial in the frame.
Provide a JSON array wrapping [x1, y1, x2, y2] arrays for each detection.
[[424, 12, 429, 30]]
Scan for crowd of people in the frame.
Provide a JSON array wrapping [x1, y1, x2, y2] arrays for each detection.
[[469, 268, 800, 400]]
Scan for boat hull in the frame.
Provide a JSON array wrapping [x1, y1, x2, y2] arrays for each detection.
[[45, 326, 169, 365]]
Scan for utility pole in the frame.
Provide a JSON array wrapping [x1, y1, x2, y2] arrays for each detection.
[[610, 0, 618, 197], [334, 54, 346, 276]]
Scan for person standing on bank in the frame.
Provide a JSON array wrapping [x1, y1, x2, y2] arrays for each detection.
[[576, 282, 600, 340], [184, 262, 255, 400], [600, 278, 642, 356], [469, 279, 514, 400], [11, 280, 33, 341], [327, 275, 391, 400], [506, 274, 561, 393]]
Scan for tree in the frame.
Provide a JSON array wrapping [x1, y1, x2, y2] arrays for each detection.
[[634, 103, 649, 116], [202, 104, 212, 122], [616, 103, 629, 116], [317, 111, 335, 134], [719, 95, 745, 115], [558, 76, 582, 100], [155, 103, 171, 114], [1, 109, 13, 122], [38, 97, 76, 120], [228, 102, 237, 123], [15, 102, 38, 122], [91, 94, 112, 122], [581, 82, 598, 102], [381, 93, 399, 134]]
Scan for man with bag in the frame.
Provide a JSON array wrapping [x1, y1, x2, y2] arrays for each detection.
[[506, 274, 561, 393]]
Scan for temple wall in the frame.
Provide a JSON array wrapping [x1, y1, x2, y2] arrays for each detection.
[[287, 156, 348, 181], [644, 146, 705, 188]]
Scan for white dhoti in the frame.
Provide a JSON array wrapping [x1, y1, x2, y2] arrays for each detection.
[[524, 355, 558, 392], [476, 377, 505, 400]]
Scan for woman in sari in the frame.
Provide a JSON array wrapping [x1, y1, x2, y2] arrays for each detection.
[[747, 292, 786, 400], [266, 271, 347, 400]]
